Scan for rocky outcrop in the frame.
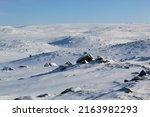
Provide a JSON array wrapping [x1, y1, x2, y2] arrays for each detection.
[[95, 56, 110, 63], [2, 66, 14, 71], [138, 70, 146, 77], [76, 54, 94, 64]]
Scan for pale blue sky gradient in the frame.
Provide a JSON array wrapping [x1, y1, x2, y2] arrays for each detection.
[[0, 0, 150, 25]]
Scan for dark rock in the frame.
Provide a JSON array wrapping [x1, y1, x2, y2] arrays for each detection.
[[131, 76, 145, 81], [9, 67, 14, 70], [124, 79, 129, 83], [14, 96, 32, 100], [120, 59, 125, 62], [60, 88, 74, 95], [103, 60, 110, 63], [65, 61, 72, 66], [138, 70, 146, 77], [17, 78, 24, 80], [44, 63, 49, 67], [146, 70, 150, 75], [60, 87, 81, 95], [131, 72, 139, 75], [36, 93, 48, 98], [2, 66, 14, 71], [95, 56, 104, 62], [124, 66, 130, 69], [80, 60, 88, 64], [83, 52, 88, 54], [14, 98, 22, 100], [59, 65, 67, 71], [18, 65, 27, 68], [76, 54, 94, 64], [44, 62, 58, 67], [119, 87, 132, 93], [95, 56, 109, 63]]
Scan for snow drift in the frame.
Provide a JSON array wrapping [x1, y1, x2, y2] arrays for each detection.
[[0, 24, 150, 100]]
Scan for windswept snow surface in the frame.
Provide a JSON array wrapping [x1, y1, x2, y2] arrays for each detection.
[[0, 24, 150, 100]]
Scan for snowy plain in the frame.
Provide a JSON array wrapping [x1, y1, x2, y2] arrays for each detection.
[[0, 24, 150, 100]]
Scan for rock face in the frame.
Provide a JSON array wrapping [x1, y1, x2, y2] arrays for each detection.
[[138, 70, 146, 77], [76, 54, 94, 64]]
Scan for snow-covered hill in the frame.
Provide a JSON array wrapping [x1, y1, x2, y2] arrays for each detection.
[[0, 24, 150, 100]]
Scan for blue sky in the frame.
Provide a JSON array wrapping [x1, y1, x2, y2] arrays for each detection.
[[0, 0, 150, 25]]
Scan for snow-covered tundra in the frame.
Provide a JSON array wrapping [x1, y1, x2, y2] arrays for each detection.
[[0, 24, 150, 100]]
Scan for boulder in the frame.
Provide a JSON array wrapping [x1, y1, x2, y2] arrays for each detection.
[[60, 88, 73, 95], [2, 66, 14, 71], [44, 62, 58, 67], [124, 79, 129, 83], [44, 63, 49, 67], [83, 52, 88, 54], [95, 56, 109, 63], [138, 70, 146, 77], [60, 87, 81, 95], [18, 65, 28, 68], [49, 62, 58, 67], [95, 56, 104, 61], [80, 60, 88, 64], [65, 61, 72, 66], [36, 93, 48, 98], [76, 54, 94, 64], [59, 65, 67, 71], [119, 87, 132, 93]]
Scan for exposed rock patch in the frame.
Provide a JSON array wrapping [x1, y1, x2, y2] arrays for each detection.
[[76, 53, 94, 64], [14, 96, 32, 100], [138, 70, 146, 77], [36, 93, 48, 98], [2, 66, 14, 71]]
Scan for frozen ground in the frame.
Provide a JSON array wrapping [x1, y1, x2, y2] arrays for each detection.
[[0, 24, 150, 100]]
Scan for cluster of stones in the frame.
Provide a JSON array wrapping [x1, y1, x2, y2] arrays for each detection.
[[125, 70, 149, 83]]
